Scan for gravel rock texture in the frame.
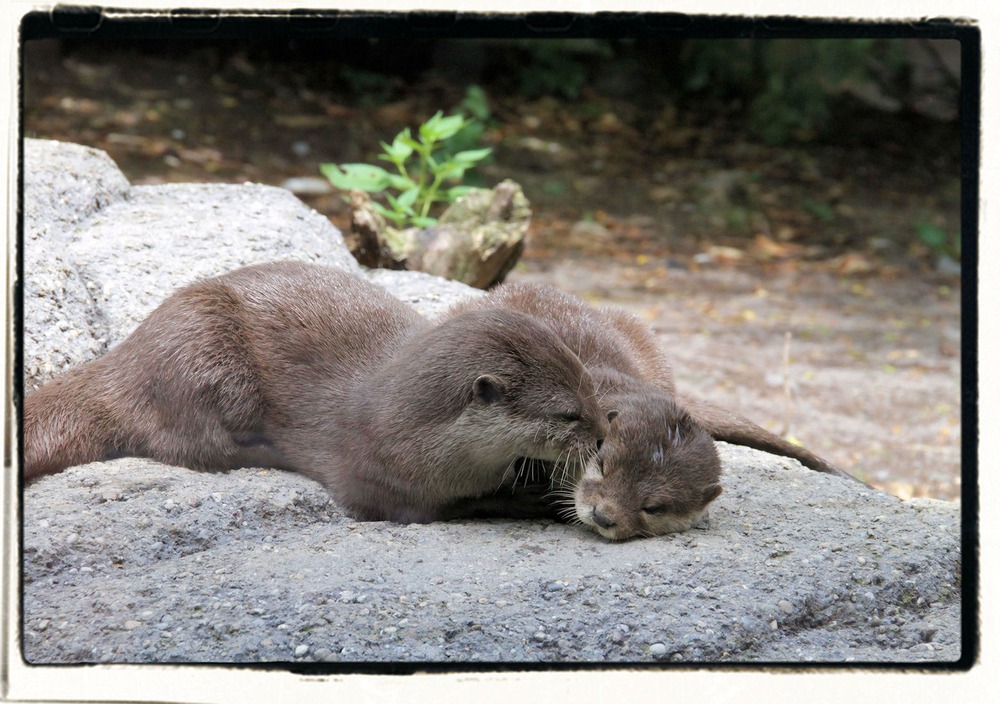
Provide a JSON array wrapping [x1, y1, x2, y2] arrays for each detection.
[[22, 448, 961, 665], [18, 140, 963, 665]]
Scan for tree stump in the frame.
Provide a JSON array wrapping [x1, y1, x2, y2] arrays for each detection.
[[346, 180, 530, 289]]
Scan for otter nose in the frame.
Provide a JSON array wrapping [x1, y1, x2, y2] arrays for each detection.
[[592, 508, 616, 529]]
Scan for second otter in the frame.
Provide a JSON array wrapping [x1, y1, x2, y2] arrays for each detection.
[[23, 262, 611, 523], [446, 282, 861, 540]]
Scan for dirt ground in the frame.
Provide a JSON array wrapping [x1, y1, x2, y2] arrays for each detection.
[[21, 40, 963, 501]]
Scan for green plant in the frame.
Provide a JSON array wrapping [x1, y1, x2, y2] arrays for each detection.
[[442, 86, 493, 160], [320, 111, 492, 229], [514, 40, 613, 100], [682, 38, 889, 145], [338, 65, 397, 106], [803, 198, 836, 223], [916, 221, 960, 260]]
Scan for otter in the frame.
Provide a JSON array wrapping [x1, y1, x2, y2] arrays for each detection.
[[23, 262, 611, 523], [445, 281, 861, 540]]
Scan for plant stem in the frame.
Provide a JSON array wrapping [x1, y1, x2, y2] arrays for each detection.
[[421, 172, 447, 218]]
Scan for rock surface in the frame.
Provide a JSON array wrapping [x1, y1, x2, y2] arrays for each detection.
[[18, 140, 963, 665]]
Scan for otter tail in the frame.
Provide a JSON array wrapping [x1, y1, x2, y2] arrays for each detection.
[[22, 362, 120, 482], [677, 393, 867, 486]]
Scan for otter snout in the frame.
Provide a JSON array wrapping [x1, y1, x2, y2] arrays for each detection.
[[592, 506, 616, 529], [575, 475, 638, 540], [579, 500, 635, 541]]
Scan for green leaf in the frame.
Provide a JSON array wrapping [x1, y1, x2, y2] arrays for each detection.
[[396, 187, 421, 210], [461, 85, 491, 121], [397, 128, 422, 152], [385, 130, 415, 161], [370, 200, 406, 226], [420, 112, 468, 143], [433, 114, 468, 141], [418, 111, 443, 143], [436, 162, 468, 181], [320, 163, 391, 192], [451, 147, 492, 164], [384, 192, 416, 216], [917, 222, 948, 249], [411, 215, 438, 228], [386, 174, 417, 191], [446, 186, 472, 201]]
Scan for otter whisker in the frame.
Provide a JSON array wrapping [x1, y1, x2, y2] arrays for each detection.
[[496, 457, 519, 494], [513, 458, 533, 489], [555, 503, 581, 523]]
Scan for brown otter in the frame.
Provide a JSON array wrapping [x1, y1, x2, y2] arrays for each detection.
[[23, 261, 611, 523], [445, 281, 861, 540]]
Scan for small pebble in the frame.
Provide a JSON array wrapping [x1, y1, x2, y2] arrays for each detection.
[[650, 642, 667, 658], [124, 620, 142, 630], [313, 647, 335, 662], [778, 600, 794, 615], [294, 644, 310, 657], [65, 533, 79, 545]]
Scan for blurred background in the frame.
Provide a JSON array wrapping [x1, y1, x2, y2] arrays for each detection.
[[22, 35, 963, 501]]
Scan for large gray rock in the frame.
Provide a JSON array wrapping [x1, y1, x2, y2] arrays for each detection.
[[18, 140, 962, 666], [21, 447, 960, 664], [22, 139, 365, 391]]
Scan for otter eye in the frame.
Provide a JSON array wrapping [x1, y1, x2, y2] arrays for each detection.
[[557, 412, 582, 422], [642, 503, 669, 516]]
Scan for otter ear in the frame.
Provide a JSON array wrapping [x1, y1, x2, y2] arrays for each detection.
[[607, 409, 620, 423], [702, 484, 723, 506], [473, 374, 505, 404]]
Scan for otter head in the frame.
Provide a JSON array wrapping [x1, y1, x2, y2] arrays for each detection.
[[573, 393, 723, 541], [443, 309, 611, 468]]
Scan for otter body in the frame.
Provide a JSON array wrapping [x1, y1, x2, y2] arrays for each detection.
[[447, 282, 859, 539], [24, 262, 610, 523]]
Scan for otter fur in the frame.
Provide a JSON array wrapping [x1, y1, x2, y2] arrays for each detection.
[[23, 262, 611, 523], [445, 282, 861, 540]]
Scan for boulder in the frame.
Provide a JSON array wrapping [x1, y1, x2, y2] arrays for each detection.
[[17, 140, 962, 667]]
